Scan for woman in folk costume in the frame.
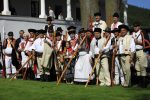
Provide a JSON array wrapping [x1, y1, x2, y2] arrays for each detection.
[[74, 28, 94, 83], [63, 41, 74, 83], [18, 33, 29, 68], [62, 26, 77, 84], [3, 32, 17, 78]]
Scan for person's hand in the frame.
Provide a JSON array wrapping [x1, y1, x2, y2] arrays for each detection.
[[78, 45, 81, 49], [134, 39, 138, 44]]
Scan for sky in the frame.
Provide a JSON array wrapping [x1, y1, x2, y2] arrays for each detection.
[[128, 0, 150, 9]]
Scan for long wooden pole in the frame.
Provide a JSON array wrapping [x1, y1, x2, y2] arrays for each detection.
[[85, 52, 102, 87], [57, 35, 87, 85], [10, 55, 33, 81]]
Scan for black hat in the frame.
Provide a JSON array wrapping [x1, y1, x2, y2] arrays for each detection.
[[112, 28, 119, 33], [67, 26, 76, 31], [56, 32, 62, 37], [8, 32, 13, 36], [67, 26, 76, 34], [104, 27, 112, 33], [37, 29, 46, 34], [94, 12, 101, 16], [28, 29, 37, 33], [94, 28, 102, 33], [118, 25, 129, 31], [47, 16, 52, 21], [56, 27, 63, 32], [78, 28, 85, 34], [113, 12, 119, 18], [133, 21, 141, 27]]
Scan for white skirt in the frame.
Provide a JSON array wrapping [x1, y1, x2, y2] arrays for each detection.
[[74, 52, 94, 82]]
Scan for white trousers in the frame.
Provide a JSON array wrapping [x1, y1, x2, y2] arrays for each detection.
[[5, 55, 16, 75], [114, 57, 125, 85]]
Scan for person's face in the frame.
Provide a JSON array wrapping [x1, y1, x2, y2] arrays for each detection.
[[120, 28, 128, 37], [104, 32, 110, 37], [47, 21, 52, 25], [95, 16, 101, 22], [86, 32, 92, 38], [56, 36, 61, 41], [19, 31, 24, 38], [39, 34, 44, 38], [70, 33, 75, 39], [66, 42, 70, 48], [30, 32, 34, 38], [23, 36, 28, 40], [113, 17, 119, 23], [80, 32, 85, 37], [8, 36, 13, 39], [114, 32, 119, 37], [134, 26, 140, 32], [94, 32, 101, 39]]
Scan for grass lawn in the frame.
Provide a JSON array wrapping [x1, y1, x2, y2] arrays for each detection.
[[0, 78, 150, 100]]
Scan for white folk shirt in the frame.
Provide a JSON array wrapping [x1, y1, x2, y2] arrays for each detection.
[[90, 37, 106, 58], [132, 30, 143, 50], [49, 9, 55, 18], [31, 38, 52, 53], [111, 21, 122, 30], [24, 38, 34, 51], [93, 20, 107, 37], [118, 35, 136, 54]]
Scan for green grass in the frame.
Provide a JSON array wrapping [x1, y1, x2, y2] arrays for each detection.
[[0, 78, 150, 100]]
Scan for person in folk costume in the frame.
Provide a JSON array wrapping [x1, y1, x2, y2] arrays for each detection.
[[44, 16, 56, 41], [103, 28, 115, 77], [23, 29, 37, 79], [3, 32, 17, 78], [31, 30, 52, 81], [15, 30, 25, 62], [117, 25, 136, 87], [63, 41, 73, 83], [132, 22, 148, 87], [74, 28, 93, 83], [90, 28, 111, 86], [111, 28, 125, 86], [111, 12, 122, 31], [18, 33, 30, 79], [56, 27, 66, 51], [54, 31, 64, 79], [63, 26, 78, 84], [93, 12, 107, 38]]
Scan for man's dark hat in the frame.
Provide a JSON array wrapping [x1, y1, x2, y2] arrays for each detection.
[[118, 25, 129, 31], [94, 28, 102, 33], [28, 29, 37, 33], [8, 32, 13, 36], [94, 12, 101, 16], [56, 27, 63, 32], [47, 16, 53, 21], [113, 12, 119, 18]]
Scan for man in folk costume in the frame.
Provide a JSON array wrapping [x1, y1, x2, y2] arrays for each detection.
[[54, 31, 64, 78], [56, 27, 66, 52], [112, 28, 125, 85], [90, 28, 111, 86], [15, 30, 25, 61], [32, 30, 52, 81], [118, 25, 136, 87], [111, 12, 122, 30], [74, 28, 93, 83], [44, 16, 56, 40], [3, 32, 17, 78], [93, 12, 107, 38], [132, 22, 148, 87]]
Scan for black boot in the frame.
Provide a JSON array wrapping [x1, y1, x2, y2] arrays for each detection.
[[141, 76, 147, 88], [40, 74, 45, 82]]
